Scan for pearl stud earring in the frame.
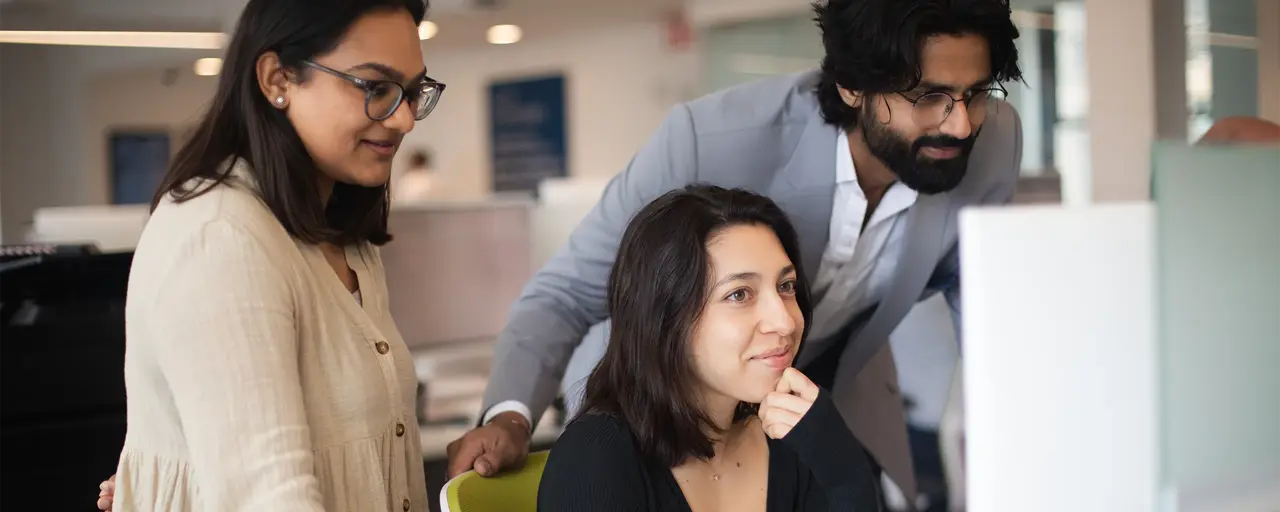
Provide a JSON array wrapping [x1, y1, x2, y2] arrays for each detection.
[[275, 97, 285, 105]]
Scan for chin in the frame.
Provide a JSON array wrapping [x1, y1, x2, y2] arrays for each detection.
[[738, 379, 780, 405], [350, 166, 392, 188]]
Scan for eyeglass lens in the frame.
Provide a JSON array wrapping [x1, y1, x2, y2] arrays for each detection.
[[912, 90, 1004, 127], [366, 82, 443, 121]]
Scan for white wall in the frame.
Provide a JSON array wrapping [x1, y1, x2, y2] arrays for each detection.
[[405, 21, 687, 199], [0, 21, 684, 242], [1, 44, 97, 243], [85, 67, 219, 198], [0, 43, 213, 242], [1085, 0, 1158, 203]]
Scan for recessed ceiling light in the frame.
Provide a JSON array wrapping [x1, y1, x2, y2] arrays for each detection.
[[486, 24, 522, 45], [418, 21, 438, 40], [0, 30, 226, 49], [193, 57, 223, 76]]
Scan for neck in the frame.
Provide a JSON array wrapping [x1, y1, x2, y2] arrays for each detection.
[[846, 127, 898, 201], [702, 391, 745, 458], [317, 175, 336, 206]]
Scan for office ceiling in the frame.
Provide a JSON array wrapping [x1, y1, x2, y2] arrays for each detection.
[[0, 0, 685, 49]]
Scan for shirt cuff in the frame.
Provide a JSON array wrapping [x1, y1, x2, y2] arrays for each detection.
[[482, 400, 533, 430]]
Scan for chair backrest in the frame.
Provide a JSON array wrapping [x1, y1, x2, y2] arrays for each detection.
[[440, 450, 550, 512]]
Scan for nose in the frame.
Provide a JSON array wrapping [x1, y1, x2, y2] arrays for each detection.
[[382, 97, 417, 133], [757, 289, 797, 338], [939, 101, 973, 140]]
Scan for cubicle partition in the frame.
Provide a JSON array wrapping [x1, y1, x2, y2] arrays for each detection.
[[382, 200, 535, 349], [1152, 144, 1280, 511]]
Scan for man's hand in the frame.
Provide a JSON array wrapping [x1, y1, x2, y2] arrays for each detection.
[[96, 474, 115, 511], [445, 411, 532, 479], [758, 367, 820, 439]]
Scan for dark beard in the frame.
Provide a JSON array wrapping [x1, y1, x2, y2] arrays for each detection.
[[858, 109, 979, 195]]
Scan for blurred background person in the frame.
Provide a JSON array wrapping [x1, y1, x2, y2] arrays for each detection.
[[393, 148, 436, 203]]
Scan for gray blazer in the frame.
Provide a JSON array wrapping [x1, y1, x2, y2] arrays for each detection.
[[483, 71, 1022, 500]]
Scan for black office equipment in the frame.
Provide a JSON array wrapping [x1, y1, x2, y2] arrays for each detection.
[[1, 246, 132, 511]]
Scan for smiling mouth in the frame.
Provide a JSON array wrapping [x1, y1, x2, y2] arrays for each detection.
[[751, 345, 793, 370], [361, 139, 397, 156], [919, 146, 962, 159]]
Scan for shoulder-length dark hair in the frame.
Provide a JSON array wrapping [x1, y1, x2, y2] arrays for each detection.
[[151, 0, 428, 246], [579, 184, 814, 467]]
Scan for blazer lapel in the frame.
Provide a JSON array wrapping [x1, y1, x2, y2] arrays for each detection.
[[828, 191, 952, 509], [767, 110, 838, 284], [838, 190, 954, 375]]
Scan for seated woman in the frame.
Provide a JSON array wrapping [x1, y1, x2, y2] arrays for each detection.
[[537, 185, 880, 511]]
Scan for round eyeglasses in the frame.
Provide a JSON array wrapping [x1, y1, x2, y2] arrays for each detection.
[[898, 85, 1007, 128], [301, 60, 446, 121]]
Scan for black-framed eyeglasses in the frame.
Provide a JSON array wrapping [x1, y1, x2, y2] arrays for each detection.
[[898, 84, 1007, 128], [301, 60, 446, 121]]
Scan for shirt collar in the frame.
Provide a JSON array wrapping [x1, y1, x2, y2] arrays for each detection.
[[836, 130, 920, 212], [836, 129, 858, 185]]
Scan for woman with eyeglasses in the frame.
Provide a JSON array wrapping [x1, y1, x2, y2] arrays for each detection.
[[96, 0, 443, 510]]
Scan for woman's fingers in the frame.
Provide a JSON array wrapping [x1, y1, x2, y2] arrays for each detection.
[[779, 367, 820, 401], [758, 401, 804, 439], [761, 390, 812, 417]]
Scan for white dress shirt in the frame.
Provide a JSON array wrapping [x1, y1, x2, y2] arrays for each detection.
[[483, 131, 918, 427], [807, 131, 917, 340]]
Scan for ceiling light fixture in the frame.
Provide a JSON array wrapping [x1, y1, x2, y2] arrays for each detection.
[[0, 30, 226, 49], [486, 24, 522, 45], [418, 21, 438, 40], [193, 57, 223, 76]]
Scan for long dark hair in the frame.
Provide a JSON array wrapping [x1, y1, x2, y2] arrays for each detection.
[[579, 184, 814, 467], [813, 0, 1023, 129], [151, 0, 428, 246]]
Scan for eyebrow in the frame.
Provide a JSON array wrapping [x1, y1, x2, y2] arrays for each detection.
[[346, 62, 428, 84], [913, 77, 995, 93], [712, 264, 797, 288]]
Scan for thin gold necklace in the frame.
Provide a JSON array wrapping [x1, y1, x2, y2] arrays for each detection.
[[709, 461, 741, 481]]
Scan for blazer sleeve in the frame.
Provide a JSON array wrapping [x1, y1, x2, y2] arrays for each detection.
[[537, 415, 650, 512], [781, 389, 882, 511], [481, 104, 701, 425], [148, 219, 324, 511]]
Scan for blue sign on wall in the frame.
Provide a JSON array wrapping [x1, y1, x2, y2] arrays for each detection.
[[489, 74, 568, 193], [109, 131, 171, 205]]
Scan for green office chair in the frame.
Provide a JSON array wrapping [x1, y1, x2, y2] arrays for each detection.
[[440, 450, 549, 512]]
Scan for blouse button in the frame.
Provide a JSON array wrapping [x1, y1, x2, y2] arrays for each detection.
[[402, 498, 411, 511], [376, 341, 390, 354], [395, 422, 405, 437]]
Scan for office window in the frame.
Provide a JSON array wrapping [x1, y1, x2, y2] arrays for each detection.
[[1186, 0, 1262, 140]]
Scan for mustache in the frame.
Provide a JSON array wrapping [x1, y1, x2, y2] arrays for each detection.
[[913, 135, 970, 150]]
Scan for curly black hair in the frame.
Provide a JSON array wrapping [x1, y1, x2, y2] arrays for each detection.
[[814, 0, 1023, 129]]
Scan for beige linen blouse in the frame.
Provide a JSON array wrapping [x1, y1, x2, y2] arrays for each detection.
[[114, 161, 427, 511]]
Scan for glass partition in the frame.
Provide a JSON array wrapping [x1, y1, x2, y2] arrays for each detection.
[[700, 13, 822, 93], [1152, 143, 1280, 510]]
